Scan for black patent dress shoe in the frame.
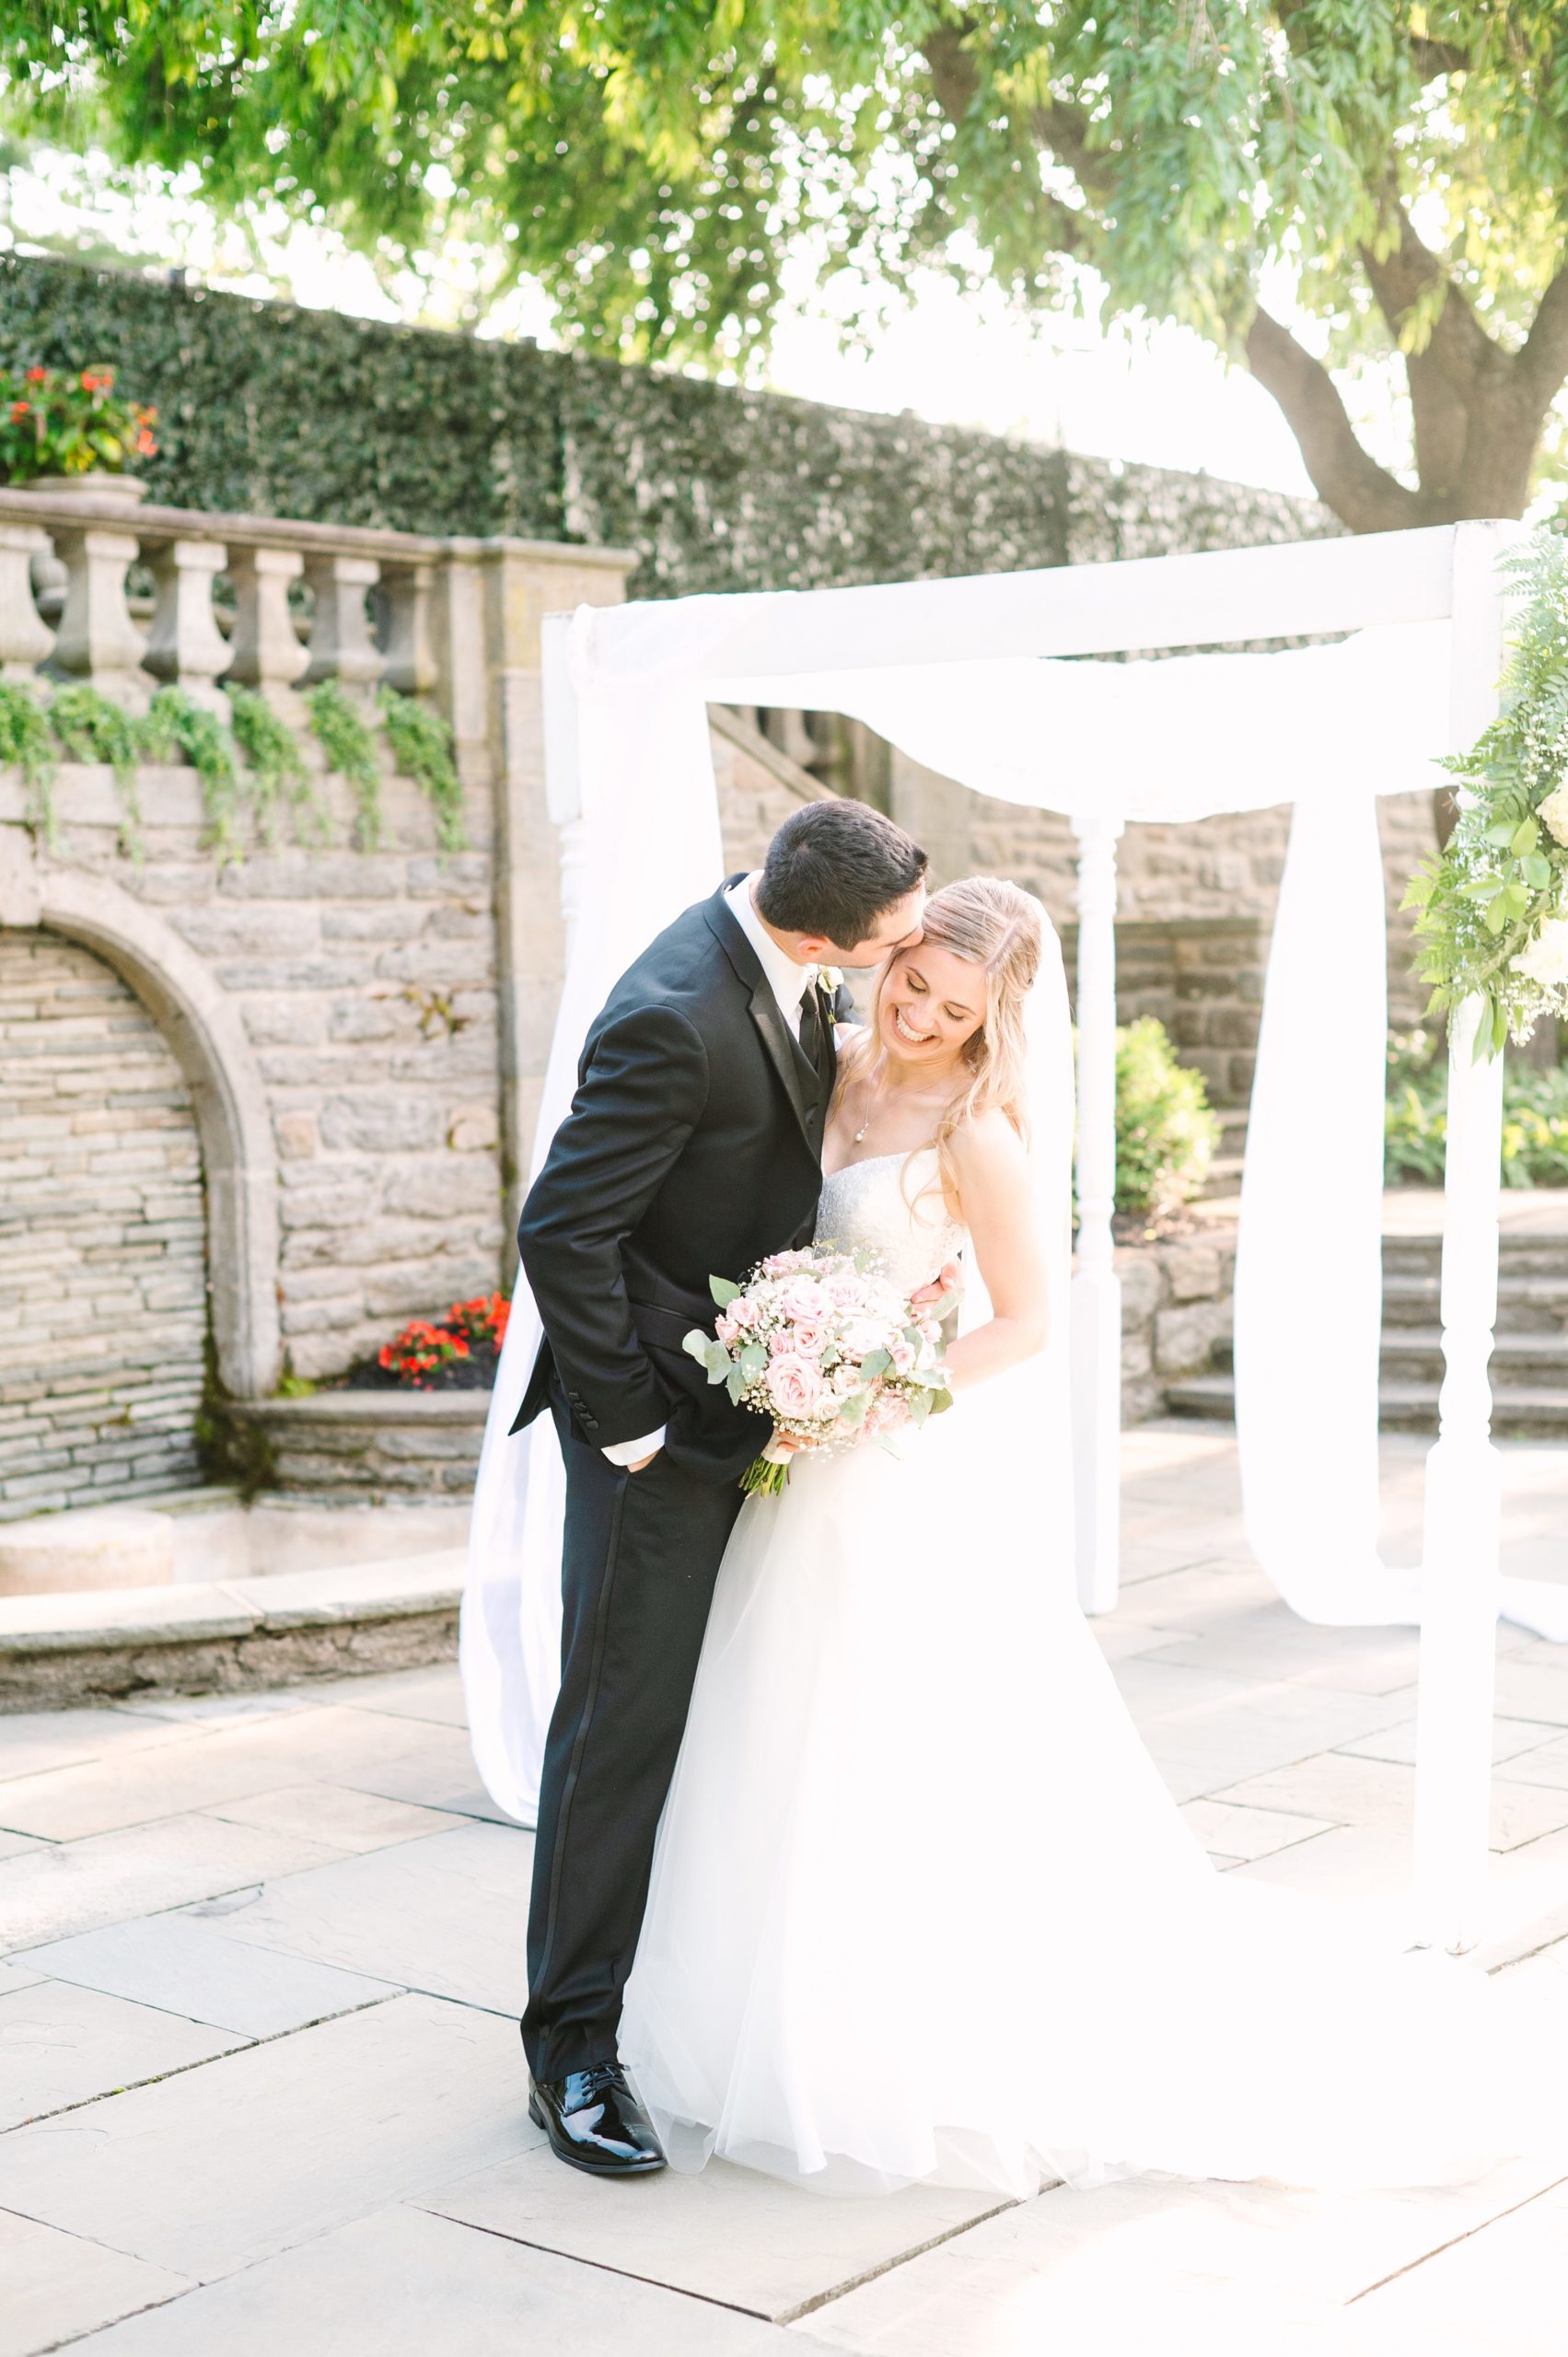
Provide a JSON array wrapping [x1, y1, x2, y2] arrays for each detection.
[[528, 2061, 667, 2177]]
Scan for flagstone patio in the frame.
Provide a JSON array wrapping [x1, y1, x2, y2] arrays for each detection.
[[3, 1422, 1567, 2355]]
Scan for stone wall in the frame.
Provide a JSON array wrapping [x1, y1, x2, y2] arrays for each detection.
[[1118, 1228, 1237, 1422], [0, 685, 821, 1522], [898, 764, 1435, 1106], [0, 931, 206, 1520]]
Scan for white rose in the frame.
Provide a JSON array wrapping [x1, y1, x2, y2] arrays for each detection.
[[1514, 915, 1568, 989], [1538, 785, 1568, 849]]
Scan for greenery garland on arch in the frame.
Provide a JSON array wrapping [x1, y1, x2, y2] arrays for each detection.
[[1406, 529, 1568, 1060]]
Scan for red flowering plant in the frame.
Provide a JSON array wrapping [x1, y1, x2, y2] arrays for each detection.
[[375, 1293, 511, 1390], [0, 365, 158, 486]]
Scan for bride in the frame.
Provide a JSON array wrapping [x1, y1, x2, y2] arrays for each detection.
[[620, 876, 1562, 2199]]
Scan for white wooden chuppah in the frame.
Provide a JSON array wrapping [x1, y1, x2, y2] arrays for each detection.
[[477, 520, 1541, 1956]]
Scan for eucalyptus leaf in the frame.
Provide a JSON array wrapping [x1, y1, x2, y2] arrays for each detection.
[[726, 1365, 746, 1405], [739, 1341, 769, 1376], [709, 1275, 741, 1308], [682, 1330, 712, 1365], [858, 1348, 891, 1381]]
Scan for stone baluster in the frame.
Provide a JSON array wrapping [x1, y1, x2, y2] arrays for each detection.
[[45, 519, 152, 707], [1071, 809, 1125, 1617], [303, 552, 384, 697], [224, 546, 309, 718], [0, 522, 53, 679], [143, 540, 231, 716], [382, 561, 437, 697]]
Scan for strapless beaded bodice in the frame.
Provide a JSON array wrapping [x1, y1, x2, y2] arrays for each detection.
[[814, 1147, 965, 1297]]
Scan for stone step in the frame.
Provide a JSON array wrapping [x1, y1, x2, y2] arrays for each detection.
[[0, 1550, 465, 1711], [1379, 1329, 1568, 1385], [1379, 1271, 1568, 1333], [1382, 1232, 1568, 1279], [1165, 1372, 1568, 1439]]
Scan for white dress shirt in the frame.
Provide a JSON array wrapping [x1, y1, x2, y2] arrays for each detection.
[[601, 876, 815, 1469]]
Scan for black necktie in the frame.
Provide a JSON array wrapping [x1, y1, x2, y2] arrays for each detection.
[[800, 981, 832, 1093]]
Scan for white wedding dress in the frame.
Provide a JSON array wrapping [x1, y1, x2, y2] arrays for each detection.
[[621, 1146, 1565, 2199]]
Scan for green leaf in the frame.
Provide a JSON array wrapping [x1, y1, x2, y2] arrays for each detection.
[[1512, 819, 1540, 856], [1485, 820, 1518, 848], [1523, 855, 1553, 888], [738, 1341, 768, 1376], [1485, 895, 1510, 934], [681, 1330, 712, 1366], [837, 1389, 870, 1428], [858, 1348, 891, 1382], [703, 1339, 731, 1384], [926, 1387, 956, 1417], [726, 1365, 746, 1405], [709, 1275, 740, 1308]]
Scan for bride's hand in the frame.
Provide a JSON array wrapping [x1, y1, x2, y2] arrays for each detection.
[[909, 1260, 962, 1312], [762, 1430, 807, 1464]]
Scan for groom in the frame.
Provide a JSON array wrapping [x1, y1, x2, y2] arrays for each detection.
[[513, 798, 929, 2177]]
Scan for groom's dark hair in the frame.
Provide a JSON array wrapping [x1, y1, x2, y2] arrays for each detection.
[[756, 800, 928, 946]]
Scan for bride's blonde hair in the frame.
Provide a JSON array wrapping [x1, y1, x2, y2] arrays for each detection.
[[838, 876, 1044, 1213]]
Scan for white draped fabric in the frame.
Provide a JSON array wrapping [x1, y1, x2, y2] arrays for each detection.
[[462, 587, 1564, 1829]]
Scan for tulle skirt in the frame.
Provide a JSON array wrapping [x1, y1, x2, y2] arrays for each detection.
[[621, 1405, 1568, 2198]]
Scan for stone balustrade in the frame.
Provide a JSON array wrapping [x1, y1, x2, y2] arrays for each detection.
[[0, 482, 578, 735]]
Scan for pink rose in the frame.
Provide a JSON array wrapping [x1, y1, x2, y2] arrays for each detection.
[[714, 1314, 738, 1345], [843, 1317, 895, 1361], [889, 1337, 915, 1375], [779, 1278, 830, 1324], [824, 1273, 869, 1313], [768, 1353, 824, 1421], [727, 1295, 760, 1329], [782, 1318, 829, 1360]]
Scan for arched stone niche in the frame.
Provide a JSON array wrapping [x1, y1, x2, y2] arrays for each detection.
[[0, 832, 282, 1402]]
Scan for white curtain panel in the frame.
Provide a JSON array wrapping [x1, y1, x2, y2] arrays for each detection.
[[462, 597, 1562, 1826]]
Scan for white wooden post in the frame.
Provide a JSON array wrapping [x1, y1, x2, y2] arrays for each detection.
[[1072, 812, 1124, 1614], [540, 610, 587, 958], [1412, 520, 1521, 1951]]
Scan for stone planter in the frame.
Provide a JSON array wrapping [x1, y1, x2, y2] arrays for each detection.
[[229, 1390, 490, 1507], [1115, 1225, 1237, 1422], [13, 473, 151, 511]]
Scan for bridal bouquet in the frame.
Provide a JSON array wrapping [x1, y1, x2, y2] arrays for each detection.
[[684, 1244, 952, 1497]]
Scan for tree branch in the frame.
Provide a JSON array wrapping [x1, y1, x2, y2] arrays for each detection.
[[1516, 262, 1568, 414], [1245, 308, 1423, 530]]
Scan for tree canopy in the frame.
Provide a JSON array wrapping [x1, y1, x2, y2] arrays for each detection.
[[3, 3, 1566, 528]]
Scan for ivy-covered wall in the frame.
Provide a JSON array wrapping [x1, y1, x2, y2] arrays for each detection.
[[0, 254, 1339, 598]]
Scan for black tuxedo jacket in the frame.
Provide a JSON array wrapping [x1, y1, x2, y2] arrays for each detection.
[[514, 879, 848, 1483]]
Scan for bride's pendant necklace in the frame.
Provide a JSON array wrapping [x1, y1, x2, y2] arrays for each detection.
[[853, 1057, 888, 1145]]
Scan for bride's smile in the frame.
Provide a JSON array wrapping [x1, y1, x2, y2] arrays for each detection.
[[879, 946, 985, 1068]]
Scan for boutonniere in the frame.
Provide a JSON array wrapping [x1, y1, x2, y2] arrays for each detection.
[[815, 966, 842, 999]]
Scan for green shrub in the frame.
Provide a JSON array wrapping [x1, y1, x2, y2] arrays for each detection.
[[1385, 1028, 1568, 1188], [1101, 1017, 1220, 1221]]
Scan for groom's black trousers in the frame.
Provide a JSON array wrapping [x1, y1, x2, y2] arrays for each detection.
[[521, 1376, 747, 2083]]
